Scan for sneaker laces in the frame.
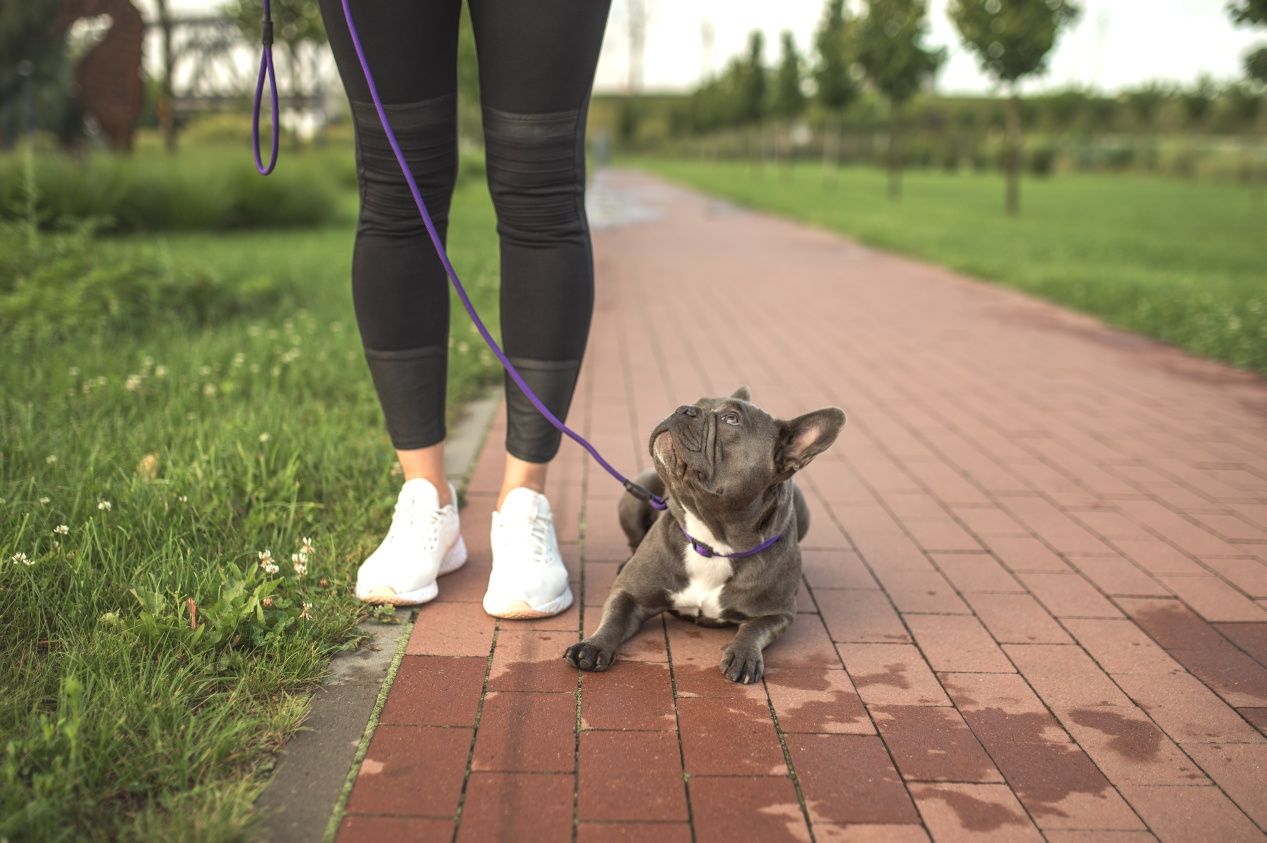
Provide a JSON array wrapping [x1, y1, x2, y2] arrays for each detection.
[[496, 510, 554, 566], [388, 496, 447, 552]]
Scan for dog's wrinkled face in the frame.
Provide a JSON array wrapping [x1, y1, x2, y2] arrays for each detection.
[[649, 386, 846, 519]]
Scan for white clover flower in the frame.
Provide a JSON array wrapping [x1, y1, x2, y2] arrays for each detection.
[[53, 524, 69, 535], [258, 432, 271, 443], [198, 365, 212, 377], [155, 365, 169, 378], [291, 554, 308, 576], [142, 356, 155, 369], [68, 366, 80, 377], [46, 455, 57, 465], [232, 353, 246, 367], [300, 536, 315, 556], [11, 552, 31, 566], [258, 549, 280, 574], [97, 500, 112, 511], [94, 375, 107, 386], [39, 496, 50, 504], [281, 349, 300, 365], [125, 374, 143, 392], [299, 602, 313, 621], [202, 384, 217, 397]]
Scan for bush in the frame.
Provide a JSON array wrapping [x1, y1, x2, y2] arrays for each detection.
[[0, 148, 339, 233], [1027, 145, 1057, 176]]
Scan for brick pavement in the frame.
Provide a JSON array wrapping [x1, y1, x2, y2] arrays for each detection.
[[336, 169, 1267, 842]]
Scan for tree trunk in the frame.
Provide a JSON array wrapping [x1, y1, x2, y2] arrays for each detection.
[[1005, 88, 1022, 217], [888, 101, 903, 201], [155, 0, 177, 153]]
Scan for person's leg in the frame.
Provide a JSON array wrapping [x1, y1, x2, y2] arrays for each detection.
[[318, 0, 463, 506], [468, 0, 613, 510]]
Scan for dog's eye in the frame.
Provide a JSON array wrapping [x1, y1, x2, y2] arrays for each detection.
[[722, 412, 740, 426]]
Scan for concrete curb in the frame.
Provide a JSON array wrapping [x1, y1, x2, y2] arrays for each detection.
[[251, 387, 502, 842]]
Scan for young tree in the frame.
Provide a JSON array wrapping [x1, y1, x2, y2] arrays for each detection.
[[771, 30, 807, 120], [948, 0, 1080, 215], [812, 0, 858, 175], [813, 0, 857, 112], [1182, 75, 1216, 127], [740, 31, 767, 124], [856, 0, 945, 200]]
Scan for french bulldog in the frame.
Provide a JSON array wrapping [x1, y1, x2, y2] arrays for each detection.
[[563, 386, 846, 684]]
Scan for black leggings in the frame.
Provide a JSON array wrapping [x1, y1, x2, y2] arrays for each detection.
[[318, 0, 611, 462]]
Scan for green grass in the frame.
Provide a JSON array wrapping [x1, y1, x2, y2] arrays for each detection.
[[0, 150, 502, 841], [640, 158, 1267, 376]]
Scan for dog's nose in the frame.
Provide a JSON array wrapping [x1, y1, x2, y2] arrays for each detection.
[[678, 405, 699, 418]]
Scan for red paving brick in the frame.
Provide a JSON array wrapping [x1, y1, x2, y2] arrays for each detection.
[[689, 776, 810, 842], [338, 171, 1267, 841]]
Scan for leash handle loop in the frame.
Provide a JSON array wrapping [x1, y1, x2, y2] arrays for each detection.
[[252, 0, 279, 175]]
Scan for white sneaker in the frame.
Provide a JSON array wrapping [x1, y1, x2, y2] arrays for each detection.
[[356, 477, 467, 606], [483, 486, 573, 619]]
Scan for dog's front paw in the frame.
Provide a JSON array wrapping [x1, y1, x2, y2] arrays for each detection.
[[720, 644, 764, 684], [564, 639, 616, 672]]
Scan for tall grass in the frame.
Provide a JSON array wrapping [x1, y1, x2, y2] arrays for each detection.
[[0, 146, 345, 233]]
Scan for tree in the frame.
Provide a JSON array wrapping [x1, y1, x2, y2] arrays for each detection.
[[0, 0, 70, 144], [1125, 82, 1166, 131], [812, 0, 858, 112], [812, 0, 858, 175], [740, 31, 767, 124], [1124, 82, 1168, 170], [948, 0, 1080, 216], [856, 0, 945, 199], [1181, 75, 1216, 127], [770, 31, 806, 120]]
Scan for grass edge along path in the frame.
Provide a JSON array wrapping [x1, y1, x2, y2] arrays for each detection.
[[639, 158, 1267, 378]]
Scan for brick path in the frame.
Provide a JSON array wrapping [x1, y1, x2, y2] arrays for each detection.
[[336, 169, 1267, 842]]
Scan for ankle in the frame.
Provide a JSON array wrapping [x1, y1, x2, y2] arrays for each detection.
[[404, 474, 453, 508], [496, 482, 544, 510]]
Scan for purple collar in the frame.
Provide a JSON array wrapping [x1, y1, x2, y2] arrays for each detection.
[[677, 521, 783, 559]]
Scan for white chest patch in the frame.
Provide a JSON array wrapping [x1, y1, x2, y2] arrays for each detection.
[[669, 509, 735, 620]]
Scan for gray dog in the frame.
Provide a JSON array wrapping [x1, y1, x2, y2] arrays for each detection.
[[563, 387, 846, 684]]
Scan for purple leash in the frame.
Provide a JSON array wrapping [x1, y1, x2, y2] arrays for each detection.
[[251, 0, 279, 175], [252, 0, 667, 512]]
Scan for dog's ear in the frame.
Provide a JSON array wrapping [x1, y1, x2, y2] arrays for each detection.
[[776, 408, 846, 478], [730, 385, 751, 401]]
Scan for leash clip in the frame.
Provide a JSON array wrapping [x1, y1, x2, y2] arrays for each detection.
[[624, 479, 668, 510], [261, 18, 274, 46]]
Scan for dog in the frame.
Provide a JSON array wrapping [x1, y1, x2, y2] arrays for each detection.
[[563, 386, 845, 684]]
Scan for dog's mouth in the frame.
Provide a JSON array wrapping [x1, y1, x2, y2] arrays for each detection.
[[652, 428, 689, 479]]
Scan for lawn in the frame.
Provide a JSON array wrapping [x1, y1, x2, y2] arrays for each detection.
[[640, 158, 1267, 376], [0, 146, 501, 841]]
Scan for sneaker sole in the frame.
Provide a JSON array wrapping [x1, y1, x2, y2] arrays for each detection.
[[483, 584, 573, 619], [358, 535, 468, 606]]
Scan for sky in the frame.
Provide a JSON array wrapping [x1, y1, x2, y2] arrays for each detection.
[[160, 0, 1264, 96], [592, 0, 1263, 95]]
